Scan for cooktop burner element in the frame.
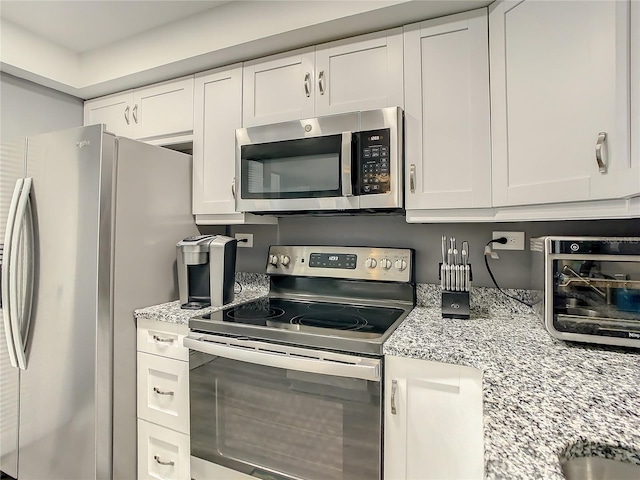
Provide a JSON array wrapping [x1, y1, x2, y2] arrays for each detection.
[[189, 245, 416, 355]]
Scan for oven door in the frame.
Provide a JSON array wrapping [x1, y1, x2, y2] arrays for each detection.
[[184, 333, 382, 480]]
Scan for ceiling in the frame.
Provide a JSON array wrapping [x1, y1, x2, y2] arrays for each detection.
[[0, 0, 229, 53]]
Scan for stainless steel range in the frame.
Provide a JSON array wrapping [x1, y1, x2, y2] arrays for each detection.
[[185, 245, 415, 480]]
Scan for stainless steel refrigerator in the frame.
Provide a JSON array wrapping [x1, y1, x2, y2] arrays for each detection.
[[0, 125, 199, 479]]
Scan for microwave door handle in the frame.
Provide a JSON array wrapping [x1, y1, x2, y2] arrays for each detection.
[[183, 336, 381, 382], [341, 132, 353, 197]]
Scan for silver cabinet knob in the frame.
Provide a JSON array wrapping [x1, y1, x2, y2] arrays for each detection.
[[268, 254, 279, 266], [380, 258, 392, 270], [280, 255, 291, 266], [394, 259, 407, 271], [365, 257, 377, 269]]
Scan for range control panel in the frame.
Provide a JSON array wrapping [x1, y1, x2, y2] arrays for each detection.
[[358, 129, 391, 195], [266, 245, 414, 283]]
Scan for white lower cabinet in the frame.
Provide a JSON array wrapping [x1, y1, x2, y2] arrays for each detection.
[[384, 355, 484, 480], [138, 419, 190, 480], [137, 319, 190, 480]]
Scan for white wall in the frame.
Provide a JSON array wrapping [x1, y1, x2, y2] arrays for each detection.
[[0, 72, 83, 142]]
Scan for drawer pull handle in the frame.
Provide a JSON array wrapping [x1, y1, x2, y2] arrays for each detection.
[[152, 335, 174, 343], [153, 387, 174, 396], [409, 164, 416, 193], [154, 455, 175, 466]]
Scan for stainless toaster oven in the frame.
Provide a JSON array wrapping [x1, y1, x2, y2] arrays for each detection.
[[531, 236, 640, 349]]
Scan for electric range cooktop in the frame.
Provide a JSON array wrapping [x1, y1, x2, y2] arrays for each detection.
[[189, 245, 416, 355]]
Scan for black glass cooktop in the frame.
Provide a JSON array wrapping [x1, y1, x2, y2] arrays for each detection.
[[195, 297, 404, 336]]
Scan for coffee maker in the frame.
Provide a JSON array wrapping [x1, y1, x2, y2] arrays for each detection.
[[177, 235, 237, 309]]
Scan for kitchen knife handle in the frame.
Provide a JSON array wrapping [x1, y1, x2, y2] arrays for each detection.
[[318, 71, 325, 95], [410, 164, 416, 193], [595, 132, 607, 173], [391, 379, 398, 415], [304, 72, 311, 97], [124, 106, 130, 125]]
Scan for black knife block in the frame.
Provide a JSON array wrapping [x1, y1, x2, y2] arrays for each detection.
[[438, 263, 472, 319]]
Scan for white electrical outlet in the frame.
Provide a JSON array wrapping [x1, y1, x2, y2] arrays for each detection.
[[492, 231, 525, 250], [235, 233, 254, 248]]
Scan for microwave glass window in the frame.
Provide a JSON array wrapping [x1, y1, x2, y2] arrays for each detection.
[[241, 135, 344, 199]]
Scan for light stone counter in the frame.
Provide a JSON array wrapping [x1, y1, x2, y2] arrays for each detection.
[[134, 277, 640, 479]]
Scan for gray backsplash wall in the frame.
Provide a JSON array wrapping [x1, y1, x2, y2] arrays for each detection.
[[225, 215, 639, 289]]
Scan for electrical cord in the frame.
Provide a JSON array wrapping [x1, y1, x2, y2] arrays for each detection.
[[484, 238, 534, 308]]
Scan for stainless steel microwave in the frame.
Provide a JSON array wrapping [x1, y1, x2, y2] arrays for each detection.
[[235, 107, 403, 214]]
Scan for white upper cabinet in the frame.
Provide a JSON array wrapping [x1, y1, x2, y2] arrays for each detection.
[[84, 76, 194, 143], [384, 355, 484, 480], [632, 2, 639, 178], [242, 28, 403, 127], [193, 65, 277, 225], [84, 90, 134, 138], [490, 0, 637, 207], [404, 9, 491, 211]]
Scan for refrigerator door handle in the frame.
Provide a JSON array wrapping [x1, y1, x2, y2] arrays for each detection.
[[2, 179, 24, 368], [9, 177, 33, 370]]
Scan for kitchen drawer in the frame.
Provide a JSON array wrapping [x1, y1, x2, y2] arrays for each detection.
[[137, 419, 190, 480], [137, 351, 189, 434], [137, 318, 189, 361]]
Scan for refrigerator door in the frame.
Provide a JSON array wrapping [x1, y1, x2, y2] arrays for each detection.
[[18, 125, 107, 479], [0, 140, 26, 479]]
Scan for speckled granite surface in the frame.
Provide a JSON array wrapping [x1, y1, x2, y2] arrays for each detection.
[[134, 277, 640, 479], [386, 284, 640, 479]]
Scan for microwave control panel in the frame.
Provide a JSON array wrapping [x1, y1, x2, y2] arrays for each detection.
[[358, 129, 391, 195]]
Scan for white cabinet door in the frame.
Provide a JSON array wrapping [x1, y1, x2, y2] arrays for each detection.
[[138, 419, 190, 480], [133, 76, 194, 141], [83, 90, 134, 137], [384, 355, 483, 480], [137, 352, 189, 434], [632, 1, 640, 175], [404, 9, 491, 210], [193, 65, 242, 216], [243, 47, 315, 127], [490, 0, 635, 207], [314, 28, 403, 116]]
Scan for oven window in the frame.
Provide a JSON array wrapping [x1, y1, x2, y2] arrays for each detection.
[[241, 135, 343, 199], [190, 354, 381, 480]]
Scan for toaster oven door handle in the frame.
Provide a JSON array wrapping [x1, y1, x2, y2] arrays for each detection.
[[341, 132, 353, 197], [184, 336, 381, 382]]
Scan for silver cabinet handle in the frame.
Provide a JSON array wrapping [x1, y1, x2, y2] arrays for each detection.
[[124, 106, 130, 125], [153, 387, 174, 396], [596, 131, 607, 173], [318, 70, 325, 95], [152, 335, 174, 343], [154, 455, 175, 466], [410, 164, 416, 193], [304, 72, 311, 98], [132, 104, 138, 124], [391, 379, 398, 415]]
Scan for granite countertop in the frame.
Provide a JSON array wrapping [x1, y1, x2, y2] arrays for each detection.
[[134, 276, 640, 479], [384, 284, 640, 480]]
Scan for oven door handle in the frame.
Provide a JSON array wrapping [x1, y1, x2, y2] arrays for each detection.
[[341, 131, 353, 197], [184, 336, 381, 382]]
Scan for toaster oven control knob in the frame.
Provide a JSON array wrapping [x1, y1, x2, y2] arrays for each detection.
[[380, 258, 392, 270], [280, 255, 291, 266], [394, 259, 407, 271], [365, 257, 377, 269], [268, 254, 279, 266]]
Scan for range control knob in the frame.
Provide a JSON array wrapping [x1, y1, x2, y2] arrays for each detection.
[[268, 254, 279, 266], [365, 257, 377, 269], [379, 258, 392, 270], [280, 255, 291, 266], [395, 259, 407, 271]]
